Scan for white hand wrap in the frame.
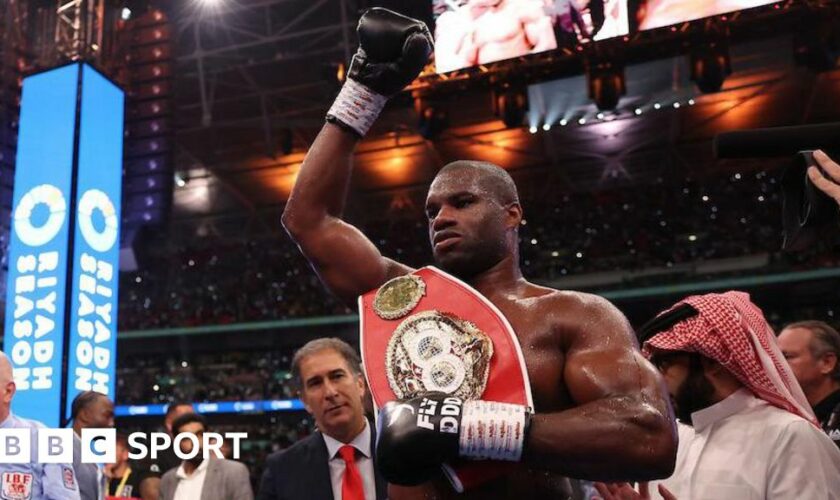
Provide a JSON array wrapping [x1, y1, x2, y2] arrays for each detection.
[[459, 400, 529, 461], [326, 78, 389, 137]]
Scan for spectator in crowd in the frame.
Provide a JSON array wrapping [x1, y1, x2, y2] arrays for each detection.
[[136, 402, 196, 500], [71, 391, 115, 500], [105, 434, 143, 499], [258, 338, 387, 500], [160, 413, 253, 500], [778, 320, 840, 447], [598, 291, 840, 499], [0, 352, 81, 499]]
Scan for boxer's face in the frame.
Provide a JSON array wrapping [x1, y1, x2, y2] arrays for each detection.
[[299, 349, 367, 441], [426, 169, 516, 278]]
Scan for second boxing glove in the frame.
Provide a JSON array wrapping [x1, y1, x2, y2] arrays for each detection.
[[376, 393, 531, 486]]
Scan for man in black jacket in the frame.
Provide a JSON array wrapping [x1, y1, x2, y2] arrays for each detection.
[[258, 338, 386, 500], [778, 320, 840, 448]]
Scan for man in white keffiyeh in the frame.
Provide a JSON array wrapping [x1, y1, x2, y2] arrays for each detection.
[[626, 291, 840, 500]]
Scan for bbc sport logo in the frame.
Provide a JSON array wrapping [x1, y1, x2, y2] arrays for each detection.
[[0, 429, 248, 463]]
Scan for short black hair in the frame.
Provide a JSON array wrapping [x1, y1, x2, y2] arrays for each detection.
[[170, 412, 206, 435], [435, 160, 520, 205], [165, 402, 194, 419], [70, 391, 107, 421]]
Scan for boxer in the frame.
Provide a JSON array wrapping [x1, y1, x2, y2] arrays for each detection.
[[281, 8, 676, 499], [435, 0, 556, 72]]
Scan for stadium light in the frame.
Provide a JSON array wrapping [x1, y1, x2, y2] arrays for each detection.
[[634, 108, 642, 115], [121, 7, 132, 20], [542, 123, 551, 131], [559, 119, 568, 126]]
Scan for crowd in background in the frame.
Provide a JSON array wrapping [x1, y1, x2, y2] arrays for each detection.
[[116, 350, 299, 405], [116, 170, 838, 331]]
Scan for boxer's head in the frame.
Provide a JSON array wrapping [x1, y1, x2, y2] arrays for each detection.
[[293, 338, 367, 443], [650, 351, 742, 425], [426, 161, 522, 279]]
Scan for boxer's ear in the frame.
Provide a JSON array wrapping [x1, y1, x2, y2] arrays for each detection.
[[505, 202, 522, 229]]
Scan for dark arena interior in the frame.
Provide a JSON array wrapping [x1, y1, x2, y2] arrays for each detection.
[[1, 0, 840, 499]]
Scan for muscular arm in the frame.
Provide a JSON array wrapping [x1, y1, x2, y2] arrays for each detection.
[[524, 294, 677, 482], [281, 124, 412, 304]]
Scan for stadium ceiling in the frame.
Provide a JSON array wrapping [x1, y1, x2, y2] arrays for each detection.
[[127, 1, 839, 237]]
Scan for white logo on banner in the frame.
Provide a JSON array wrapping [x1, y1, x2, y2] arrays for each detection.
[[76, 189, 118, 252], [13, 184, 66, 247]]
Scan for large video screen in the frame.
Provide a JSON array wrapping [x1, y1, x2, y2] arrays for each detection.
[[433, 0, 630, 73], [637, 0, 778, 31]]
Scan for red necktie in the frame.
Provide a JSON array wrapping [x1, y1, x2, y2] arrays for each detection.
[[338, 445, 365, 500]]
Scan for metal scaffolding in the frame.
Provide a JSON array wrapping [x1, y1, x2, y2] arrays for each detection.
[[55, 0, 104, 62]]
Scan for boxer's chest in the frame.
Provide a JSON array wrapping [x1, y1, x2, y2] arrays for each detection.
[[491, 300, 571, 412]]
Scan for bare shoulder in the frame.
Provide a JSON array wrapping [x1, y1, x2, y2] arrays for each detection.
[[524, 284, 635, 345], [525, 284, 624, 316]]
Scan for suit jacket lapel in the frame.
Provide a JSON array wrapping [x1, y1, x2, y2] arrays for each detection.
[[199, 458, 219, 500], [310, 432, 335, 499]]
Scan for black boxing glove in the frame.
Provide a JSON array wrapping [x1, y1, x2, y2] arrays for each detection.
[[327, 8, 433, 137], [375, 393, 531, 486]]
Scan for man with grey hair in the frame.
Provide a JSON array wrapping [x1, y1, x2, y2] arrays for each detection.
[[779, 320, 840, 447], [258, 338, 387, 500], [0, 351, 81, 498]]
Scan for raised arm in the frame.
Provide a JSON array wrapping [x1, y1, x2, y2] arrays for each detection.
[[281, 9, 433, 304], [524, 294, 677, 482]]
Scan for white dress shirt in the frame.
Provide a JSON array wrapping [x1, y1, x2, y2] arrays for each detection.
[[173, 459, 209, 500], [322, 420, 376, 500], [654, 389, 840, 500]]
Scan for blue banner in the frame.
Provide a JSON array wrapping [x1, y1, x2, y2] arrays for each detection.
[[3, 65, 79, 427], [115, 399, 305, 417], [65, 65, 124, 420]]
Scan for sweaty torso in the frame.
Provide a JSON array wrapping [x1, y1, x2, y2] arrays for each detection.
[[389, 284, 577, 500], [471, 6, 532, 64]]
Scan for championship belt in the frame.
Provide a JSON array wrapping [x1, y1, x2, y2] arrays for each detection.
[[359, 266, 533, 492]]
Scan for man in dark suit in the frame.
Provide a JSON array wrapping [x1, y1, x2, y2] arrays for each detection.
[[258, 338, 387, 500]]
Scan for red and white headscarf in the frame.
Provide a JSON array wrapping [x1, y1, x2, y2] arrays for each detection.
[[642, 291, 817, 426]]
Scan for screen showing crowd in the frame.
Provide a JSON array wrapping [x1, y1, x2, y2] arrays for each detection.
[[432, 0, 777, 73]]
